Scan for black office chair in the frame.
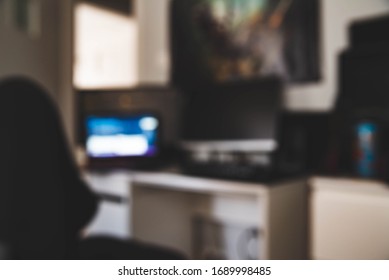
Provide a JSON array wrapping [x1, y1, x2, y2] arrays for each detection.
[[0, 77, 184, 260]]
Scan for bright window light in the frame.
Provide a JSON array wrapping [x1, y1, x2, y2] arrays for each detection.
[[74, 3, 138, 89]]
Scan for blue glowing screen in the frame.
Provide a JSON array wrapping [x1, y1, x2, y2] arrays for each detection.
[[86, 115, 159, 158]]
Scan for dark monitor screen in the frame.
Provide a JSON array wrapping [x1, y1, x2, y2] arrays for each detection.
[[86, 114, 159, 158], [181, 78, 282, 152]]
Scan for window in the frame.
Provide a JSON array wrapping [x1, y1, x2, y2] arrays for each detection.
[[74, 2, 137, 89]]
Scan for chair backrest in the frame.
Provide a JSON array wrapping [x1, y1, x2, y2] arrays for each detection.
[[0, 77, 97, 259]]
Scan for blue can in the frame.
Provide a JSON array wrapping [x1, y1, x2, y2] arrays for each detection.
[[354, 122, 377, 178]]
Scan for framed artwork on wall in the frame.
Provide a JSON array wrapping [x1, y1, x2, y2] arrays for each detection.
[[171, 0, 321, 87]]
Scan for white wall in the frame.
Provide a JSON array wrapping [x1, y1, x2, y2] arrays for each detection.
[[136, 0, 389, 111], [58, 0, 76, 144], [0, 0, 60, 97], [136, 0, 171, 85], [0, 0, 76, 143]]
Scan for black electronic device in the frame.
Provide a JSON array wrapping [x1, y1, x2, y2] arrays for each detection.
[[338, 15, 389, 118], [338, 47, 389, 120], [277, 112, 331, 177], [77, 87, 180, 169], [84, 113, 162, 169], [180, 78, 282, 181], [349, 15, 389, 47], [329, 15, 389, 180]]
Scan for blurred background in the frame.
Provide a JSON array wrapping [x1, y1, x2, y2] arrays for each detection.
[[1, 0, 389, 260]]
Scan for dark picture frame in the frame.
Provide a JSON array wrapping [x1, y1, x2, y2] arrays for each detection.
[[171, 0, 321, 88]]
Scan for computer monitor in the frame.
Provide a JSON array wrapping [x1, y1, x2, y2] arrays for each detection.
[[85, 114, 160, 161], [181, 78, 282, 153]]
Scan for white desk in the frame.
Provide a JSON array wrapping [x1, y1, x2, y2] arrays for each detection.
[[83, 170, 134, 239], [84, 170, 307, 259]]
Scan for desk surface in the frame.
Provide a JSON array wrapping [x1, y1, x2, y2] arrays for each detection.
[[85, 169, 303, 198], [310, 176, 389, 196], [132, 172, 280, 196]]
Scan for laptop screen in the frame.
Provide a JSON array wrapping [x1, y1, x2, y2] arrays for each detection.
[[86, 114, 159, 158]]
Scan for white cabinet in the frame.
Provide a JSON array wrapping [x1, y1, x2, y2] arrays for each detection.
[[310, 177, 389, 260]]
